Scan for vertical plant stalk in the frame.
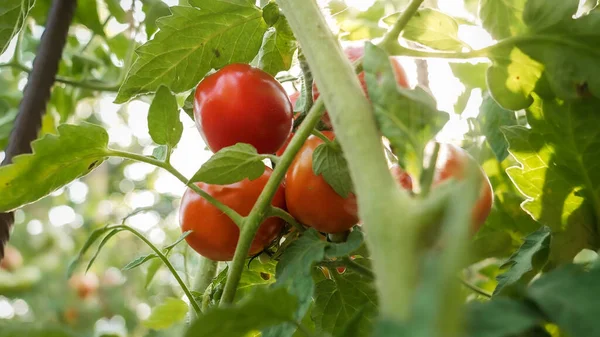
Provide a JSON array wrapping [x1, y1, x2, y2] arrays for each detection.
[[190, 257, 218, 318], [219, 98, 326, 305], [0, 0, 77, 258], [276, 0, 419, 321]]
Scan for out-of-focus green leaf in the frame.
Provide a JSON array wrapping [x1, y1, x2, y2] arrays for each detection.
[[0, 123, 109, 212], [143, 298, 188, 330], [0, 0, 34, 54]]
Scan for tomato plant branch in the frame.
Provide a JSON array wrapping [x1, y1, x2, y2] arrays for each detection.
[[419, 142, 440, 196], [108, 150, 244, 226], [379, 0, 424, 48], [460, 278, 492, 298], [277, 0, 418, 321], [269, 206, 305, 232], [0, 62, 121, 92], [311, 130, 333, 145], [219, 98, 325, 305], [113, 224, 202, 316]]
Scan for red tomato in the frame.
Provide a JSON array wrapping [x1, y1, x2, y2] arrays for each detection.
[[313, 46, 410, 128], [431, 143, 493, 232], [285, 131, 358, 233], [0, 245, 23, 271], [390, 164, 414, 191], [194, 64, 293, 154], [180, 167, 286, 261]]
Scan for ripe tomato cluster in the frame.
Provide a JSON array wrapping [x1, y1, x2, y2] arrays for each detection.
[[179, 46, 493, 262]]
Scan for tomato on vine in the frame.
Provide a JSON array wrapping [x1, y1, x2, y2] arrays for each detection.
[[390, 164, 414, 191], [285, 131, 358, 233], [431, 143, 493, 232], [180, 167, 286, 261], [312, 45, 410, 128], [0, 245, 23, 271], [193, 63, 293, 154]]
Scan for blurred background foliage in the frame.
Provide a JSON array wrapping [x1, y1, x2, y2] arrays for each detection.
[[0, 0, 540, 336]]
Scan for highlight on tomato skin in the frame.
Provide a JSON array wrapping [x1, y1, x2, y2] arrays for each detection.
[[193, 63, 293, 154], [179, 167, 286, 261], [284, 131, 359, 234]]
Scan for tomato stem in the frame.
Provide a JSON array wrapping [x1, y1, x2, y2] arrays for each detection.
[[107, 150, 245, 226], [277, 0, 419, 321], [460, 278, 492, 298], [419, 142, 440, 196], [219, 97, 326, 305], [269, 206, 305, 233], [111, 224, 202, 316], [379, 0, 425, 49], [311, 130, 333, 145]]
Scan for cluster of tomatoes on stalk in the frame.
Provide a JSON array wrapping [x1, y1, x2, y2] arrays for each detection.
[[179, 46, 494, 263]]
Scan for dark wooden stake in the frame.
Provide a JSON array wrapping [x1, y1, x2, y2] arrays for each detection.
[[0, 0, 78, 259]]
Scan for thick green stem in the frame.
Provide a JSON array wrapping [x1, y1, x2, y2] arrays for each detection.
[[276, 0, 418, 320], [219, 98, 325, 305], [108, 150, 244, 226], [190, 257, 218, 318], [269, 206, 305, 233], [115, 225, 201, 315], [379, 0, 424, 48]]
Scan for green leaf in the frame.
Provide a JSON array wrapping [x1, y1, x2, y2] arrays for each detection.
[[182, 90, 195, 120], [190, 143, 266, 184], [363, 42, 448, 179], [477, 95, 517, 162], [328, 0, 386, 41], [486, 48, 542, 110], [67, 226, 115, 277], [465, 298, 546, 337], [312, 142, 354, 198], [152, 145, 168, 161], [148, 86, 183, 148], [105, 0, 128, 23], [0, 324, 77, 337], [523, 0, 579, 32], [143, 298, 189, 330], [450, 62, 489, 90], [257, 16, 297, 76], [503, 97, 600, 267], [385, 9, 468, 51], [261, 2, 280, 26], [107, 32, 130, 61], [145, 258, 163, 289], [85, 228, 123, 273], [164, 230, 193, 252], [479, 0, 527, 40], [186, 287, 297, 337], [527, 264, 600, 337], [494, 226, 551, 296], [264, 229, 361, 337], [74, 0, 105, 36], [141, 0, 171, 38], [0, 123, 109, 212], [0, 0, 34, 54], [115, 1, 268, 102], [485, 11, 600, 107], [312, 270, 378, 336], [123, 253, 159, 271]]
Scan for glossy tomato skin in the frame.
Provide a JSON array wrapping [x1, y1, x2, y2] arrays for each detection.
[[312, 46, 409, 128], [390, 164, 414, 191], [285, 131, 359, 233], [432, 143, 493, 232], [180, 167, 286, 261], [194, 64, 293, 154]]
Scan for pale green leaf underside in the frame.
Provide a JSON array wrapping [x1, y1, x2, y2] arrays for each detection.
[[143, 298, 189, 330], [402, 8, 468, 51], [116, 3, 268, 102], [0, 123, 109, 212], [190, 143, 265, 184]]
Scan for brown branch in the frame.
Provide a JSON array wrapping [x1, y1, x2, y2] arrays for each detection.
[[0, 0, 78, 259]]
